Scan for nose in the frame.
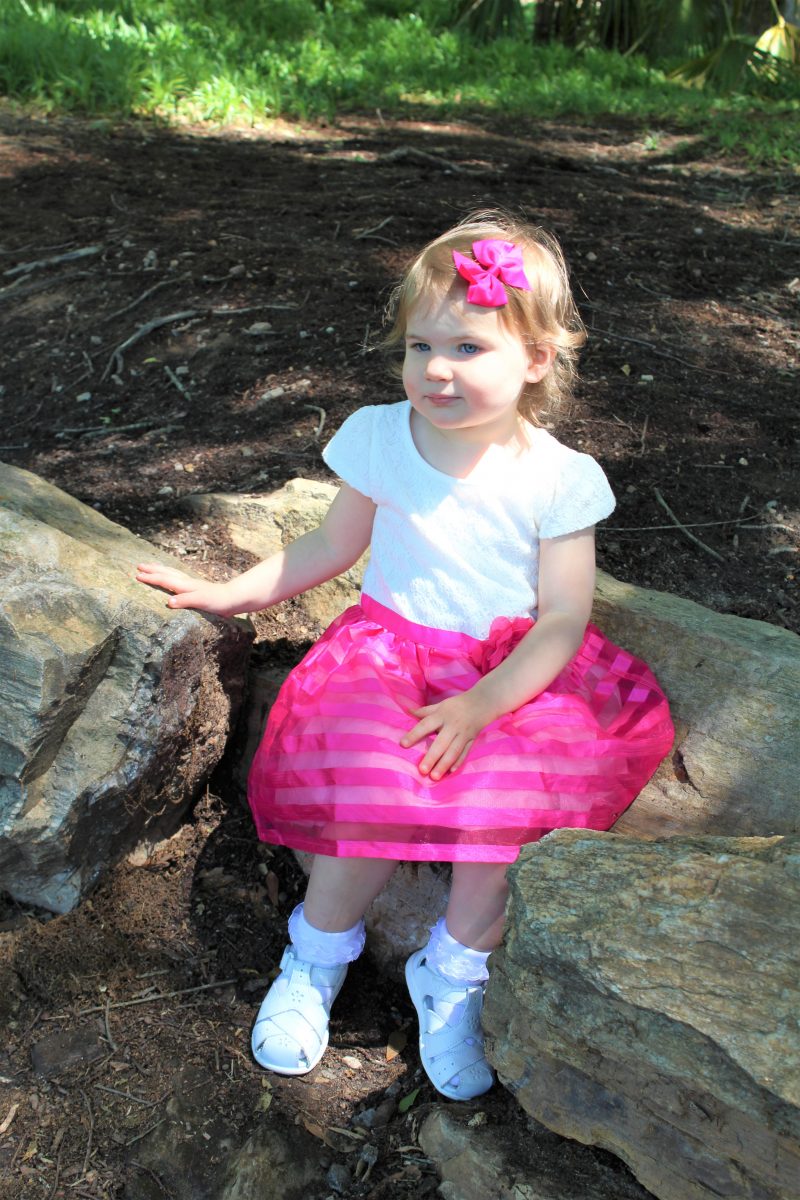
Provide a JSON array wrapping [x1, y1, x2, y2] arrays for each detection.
[[425, 353, 452, 381]]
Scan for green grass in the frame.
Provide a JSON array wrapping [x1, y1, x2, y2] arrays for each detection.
[[1, 0, 798, 167]]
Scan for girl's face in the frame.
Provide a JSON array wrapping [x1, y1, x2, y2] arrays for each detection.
[[402, 296, 552, 442]]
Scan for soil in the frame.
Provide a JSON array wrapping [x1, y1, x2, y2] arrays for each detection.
[[0, 100, 798, 1199]]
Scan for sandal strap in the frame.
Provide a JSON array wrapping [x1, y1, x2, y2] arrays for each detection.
[[425, 1038, 489, 1090], [406, 949, 495, 1099], [253, 1007, 324, 1061]]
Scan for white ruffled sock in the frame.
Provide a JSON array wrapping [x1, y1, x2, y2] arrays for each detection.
[[424, 917, 491, 1025], [287, 903, 366, 1004]]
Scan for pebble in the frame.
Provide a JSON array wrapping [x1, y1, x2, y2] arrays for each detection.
[[245, 321, 273, 336], [229, 263, 246, 277], [738, 457, 749, 467], [326, 1163, 352, 1194], [259, 386, 285, 402], [585, 251, 597, 262], [158, 485, 174, 496], [342, 1055, 362, 1070], [76, 392, 92, 402]]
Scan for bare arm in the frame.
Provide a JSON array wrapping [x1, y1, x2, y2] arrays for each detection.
[[468, 526, 596, 719], [136, 483, 376, 617], [401, 527, 597, 778]]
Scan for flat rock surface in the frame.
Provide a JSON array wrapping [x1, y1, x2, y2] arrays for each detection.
[[484, 830, 800, 1200], [0, 462, 251, 911]]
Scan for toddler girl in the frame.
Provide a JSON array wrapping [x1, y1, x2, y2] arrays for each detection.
[[137, 212, 674, 1101]]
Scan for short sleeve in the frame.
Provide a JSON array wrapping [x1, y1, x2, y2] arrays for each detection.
[[538, 451, 616, 538], [322, 406, 378, 500]]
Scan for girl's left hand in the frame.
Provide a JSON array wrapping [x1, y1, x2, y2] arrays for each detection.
[[400, 691, 495, 781]]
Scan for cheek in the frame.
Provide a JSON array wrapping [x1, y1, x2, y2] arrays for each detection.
[[401, 356, 417, 390]]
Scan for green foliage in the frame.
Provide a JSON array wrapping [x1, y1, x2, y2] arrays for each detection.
[[454, 0, 526, 41], [0, 0, 797, 167]]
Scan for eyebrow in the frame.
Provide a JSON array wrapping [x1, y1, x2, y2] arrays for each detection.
[[405, 331, 480, 341]]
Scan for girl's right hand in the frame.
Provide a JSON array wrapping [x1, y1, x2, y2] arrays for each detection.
[[135, 562, 238, 616]]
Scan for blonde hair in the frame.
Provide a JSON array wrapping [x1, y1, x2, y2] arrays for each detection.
[[382, 210, 586, 424]]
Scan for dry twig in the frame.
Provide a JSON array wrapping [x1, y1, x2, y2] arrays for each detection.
[[592, 325, 730, 376], [78, 978, 237, 1015], [4, 245, 102, 278], [126, 1118, 166, 1147], [304, 405, 327, 437], [99, 276, 188, 325], [93, 1085, 157, 1107], [0, 1103, 19, 1135], [101, 304, 295, 379], [101, 310, 199, 380], [654, 488, 725, 562], [354, 216, 393, 240], [164, 365, 191, 398], [103, 995, 118, 1053], [380, 146, 492, 176]]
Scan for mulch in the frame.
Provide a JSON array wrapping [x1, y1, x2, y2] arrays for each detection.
[[0, 99, 798, 1198]]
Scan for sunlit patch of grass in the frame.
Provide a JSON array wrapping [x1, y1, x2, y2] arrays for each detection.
[[0, 1, 798, 167]]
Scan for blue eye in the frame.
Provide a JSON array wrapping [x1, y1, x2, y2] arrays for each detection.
[[409, 341, 430, 353], [459, 343, 480, 354]]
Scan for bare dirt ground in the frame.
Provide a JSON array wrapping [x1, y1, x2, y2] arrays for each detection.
[[0, 101, 798, 1199]]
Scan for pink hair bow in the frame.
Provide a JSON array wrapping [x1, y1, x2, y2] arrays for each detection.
[[452, 239, 532, 308]]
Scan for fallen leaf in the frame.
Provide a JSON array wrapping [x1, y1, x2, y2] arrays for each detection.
[[302, 1116, 326, 1141], [397, 1087, 419, 1114], [621, 363, 632, 376], [266, 870, 280, 907], [386, 1030, 407, 1061]]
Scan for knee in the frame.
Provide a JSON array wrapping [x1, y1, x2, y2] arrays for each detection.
[[451, 861, 509, 895]]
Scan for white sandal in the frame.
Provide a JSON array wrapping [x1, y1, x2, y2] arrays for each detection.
[[405, 948, 495, 1100], [251, 945, 348, 1075]]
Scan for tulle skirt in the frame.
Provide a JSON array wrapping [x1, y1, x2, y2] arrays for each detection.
[[247, 595, 674, 863]]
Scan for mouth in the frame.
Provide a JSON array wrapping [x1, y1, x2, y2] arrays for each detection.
[[424, 393, 459, 406]]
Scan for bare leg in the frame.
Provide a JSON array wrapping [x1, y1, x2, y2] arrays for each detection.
[[303, 854, 399, 931], [445, 862, 509, 951], [251, 854, 398, 1074]]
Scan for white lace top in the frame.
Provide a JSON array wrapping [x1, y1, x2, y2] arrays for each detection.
[[322, 401, 615, 639]]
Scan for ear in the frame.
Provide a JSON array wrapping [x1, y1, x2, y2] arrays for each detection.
[[525, 342, 556, 384]]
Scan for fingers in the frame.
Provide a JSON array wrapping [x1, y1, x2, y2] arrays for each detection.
[[422, 733, 474, 780], [135, 562, 197, 594], [399, 707, 438, 750], [400, 704, 476, 781]]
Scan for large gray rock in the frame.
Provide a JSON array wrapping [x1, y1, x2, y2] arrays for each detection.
[[483, 830, 800, 1200], [418, 1106, 654, 1200], [594, 575, 799, 838], [0, 463, 252, 912]]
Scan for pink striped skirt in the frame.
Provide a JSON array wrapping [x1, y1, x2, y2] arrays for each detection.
[[247, 596, 674, 863]]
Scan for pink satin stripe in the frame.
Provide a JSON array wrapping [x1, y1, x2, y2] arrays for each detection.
[[248, 597, 674, 861], [360, 594, 483, 651]]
